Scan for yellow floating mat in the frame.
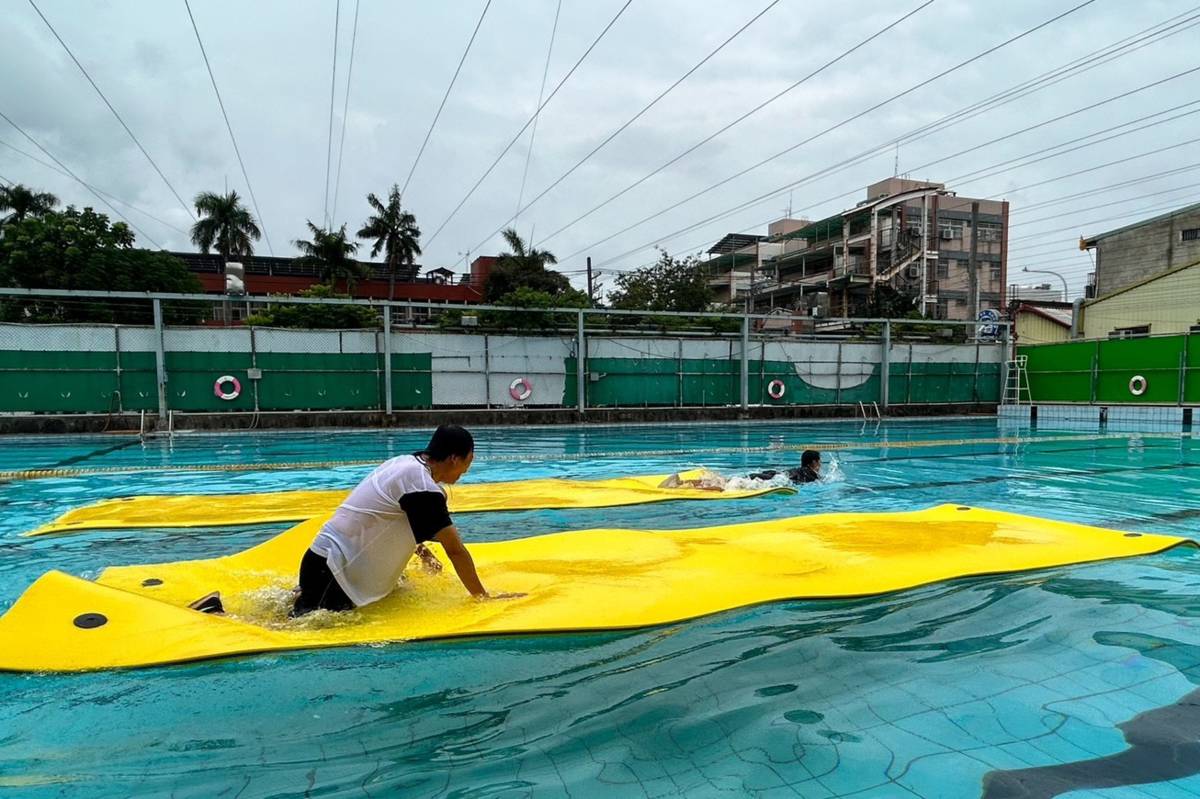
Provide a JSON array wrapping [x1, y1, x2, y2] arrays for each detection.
[[0, 505, 1190, 672], [25, 471, 787, 537]]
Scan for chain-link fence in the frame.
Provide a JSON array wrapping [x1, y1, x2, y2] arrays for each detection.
[[0, 288, 1008, 417]]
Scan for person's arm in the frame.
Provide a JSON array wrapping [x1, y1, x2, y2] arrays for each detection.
[[433, 526, 524, 600], [414, 543, 443, 573]]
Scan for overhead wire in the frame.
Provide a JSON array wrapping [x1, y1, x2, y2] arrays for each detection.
[[183, 0, 274, 254], [563, 0, 1100, 265], [27, 0, 195, 222], [330, 0, 361, 225], [323, 0, 342, 226], [466, 0, 785, 255], [515, 0, 562, 221], [538, 0, 938, 249], [572, 5, 1200, 272], [0, 109, 164, 248], [0, 138, 190, 234], [400, 0, 492, 201], [422, 0, 635, 248]]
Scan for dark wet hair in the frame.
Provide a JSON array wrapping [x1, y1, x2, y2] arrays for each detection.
[[418, 425, 474, 461], [801, 450, 820, 467]]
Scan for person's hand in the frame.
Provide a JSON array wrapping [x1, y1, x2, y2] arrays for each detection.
[[416, 545, 443, 574], [478, 591, 527, 601]]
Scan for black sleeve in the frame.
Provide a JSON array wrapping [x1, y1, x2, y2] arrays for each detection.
[[399, 491, 453, 543]]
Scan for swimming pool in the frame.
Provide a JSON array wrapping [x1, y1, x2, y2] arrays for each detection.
[[1, 417, 1198, 798]]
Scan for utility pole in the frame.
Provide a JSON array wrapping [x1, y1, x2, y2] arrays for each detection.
[[967, 201, 980, 324], [586, 256, 594, 306]]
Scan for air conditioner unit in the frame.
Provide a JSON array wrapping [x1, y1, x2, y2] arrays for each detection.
[[939, 229, 954, 241], [906, 265, 920, 279]]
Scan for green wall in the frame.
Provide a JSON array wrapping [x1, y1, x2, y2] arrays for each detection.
[[1020, 334, 1198, 404], [563, 357, 999, 407]]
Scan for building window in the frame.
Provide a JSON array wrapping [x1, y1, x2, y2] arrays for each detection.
[[938, 220, 965, 240], [977, 222, 1003, 242], [1183, 228, 1199, 242], [936, 259, 950, 278], [936, 300, 948, 319], [955, 298, 967, 307], [1110, 325, 1150, 339], [990, 265, 1001, 282]]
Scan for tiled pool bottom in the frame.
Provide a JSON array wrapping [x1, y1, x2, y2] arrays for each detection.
[[1, 418, 1199, 798]]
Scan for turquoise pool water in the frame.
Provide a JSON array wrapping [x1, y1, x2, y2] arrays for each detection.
[[2, 418, 1199, 798]]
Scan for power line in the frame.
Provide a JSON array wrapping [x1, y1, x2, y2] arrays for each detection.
[[1011, 163, 1200, 213], [1010, 182, 1200, 227], [26, 0, 195, 222], [1007, 196, 1200, 244], [566, 0, 1099, 265], [469, 0, 784, 254], [515, 0, 562, 220], [183, 0, 274, 254], [538, 0, 937, 248], [322, 0, 341, 227], [1, 137, 189, 233], [400, 0, 492, 200], [423, 0, 635, 248], [330, 0, 361, 225], [0, 110, 164, 247], [595, 91, 1200, 272]]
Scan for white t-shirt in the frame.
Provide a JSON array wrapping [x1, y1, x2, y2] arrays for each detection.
[[310, 454, 452, 607]]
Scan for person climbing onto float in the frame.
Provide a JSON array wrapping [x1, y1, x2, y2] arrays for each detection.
[[188, 425, 524, 616]]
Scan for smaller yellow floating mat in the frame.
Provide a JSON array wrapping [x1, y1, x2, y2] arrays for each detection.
[[25, 471, 787, 536], [0, 505, 1189, 672]]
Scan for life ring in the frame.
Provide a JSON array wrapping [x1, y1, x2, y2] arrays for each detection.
[[509, 377, 533, 402], [214, 375, 241, 401], [1128, 375, 1147, 396], [766, 379, 786, 400]]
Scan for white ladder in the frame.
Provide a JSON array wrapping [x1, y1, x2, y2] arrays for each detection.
[[1003, 355, 1031, 405]]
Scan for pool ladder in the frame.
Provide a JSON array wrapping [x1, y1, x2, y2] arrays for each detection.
[[858, 401, 881, 420]]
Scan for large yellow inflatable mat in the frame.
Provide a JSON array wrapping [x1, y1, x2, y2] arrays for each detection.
[[25, 471, 791, 536], [0, 504, 1189, 672]]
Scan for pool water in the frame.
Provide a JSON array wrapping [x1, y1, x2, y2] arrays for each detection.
[[2, 418, 1199, 798]]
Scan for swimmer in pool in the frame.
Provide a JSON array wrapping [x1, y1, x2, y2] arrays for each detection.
[[658, 449, 822, 491]]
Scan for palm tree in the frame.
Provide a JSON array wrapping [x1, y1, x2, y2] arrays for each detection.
[[357, 184, 421, 301], [0, 184, 59, 225], [294, 221, 362, 292], [485, 227, 565, 302], [190, 190, 261, 263]]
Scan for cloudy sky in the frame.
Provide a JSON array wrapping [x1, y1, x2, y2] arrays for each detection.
[[2, 0, 1198, 297]]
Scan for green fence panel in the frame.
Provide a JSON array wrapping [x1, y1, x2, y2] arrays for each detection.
[[0, 350, 119, 413], [391, 352, 433, 410], [1020, 341, 1096, 402], [256, 352, 380, 411], [117, 351, 158, 411], [1187, 334, 1200, 404], [163, 351, 255, 412], [680, 359, 739, 406], [582, 357, 679, 407], [1096, 336, 1183, 404]]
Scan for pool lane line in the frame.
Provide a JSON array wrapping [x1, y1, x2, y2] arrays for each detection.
[[0, 432, 1194, 482], [848, 461, 1200, 495]]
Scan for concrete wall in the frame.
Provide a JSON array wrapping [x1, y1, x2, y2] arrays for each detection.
[[1093, 208, 1200, 295]]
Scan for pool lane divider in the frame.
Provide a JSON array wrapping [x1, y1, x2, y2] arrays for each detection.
[[1, 432, 1193, 483]]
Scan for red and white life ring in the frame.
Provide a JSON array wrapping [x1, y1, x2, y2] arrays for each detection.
[[214, 375, 242, 401], [509, 377, 533, 402], [767, 379, 786, 400]]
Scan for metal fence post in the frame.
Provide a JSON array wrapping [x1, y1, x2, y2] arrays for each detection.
[[152, 298, 167, 419], [576, 310, 586, 415], [740, 315, 749, 411], [383, 305, 393, 414], [880, 319, 891, 409]]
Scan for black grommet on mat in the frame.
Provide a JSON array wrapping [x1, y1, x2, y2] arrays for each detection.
[[73, 613, 108, 629], [142, 578, 163, 587], [1124, 533, 1143, 538], [956, 506, 970, 511]]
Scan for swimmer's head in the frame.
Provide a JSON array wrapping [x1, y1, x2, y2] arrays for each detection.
[[801, 449, 821, 473], [420, 424, 475, 483]]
